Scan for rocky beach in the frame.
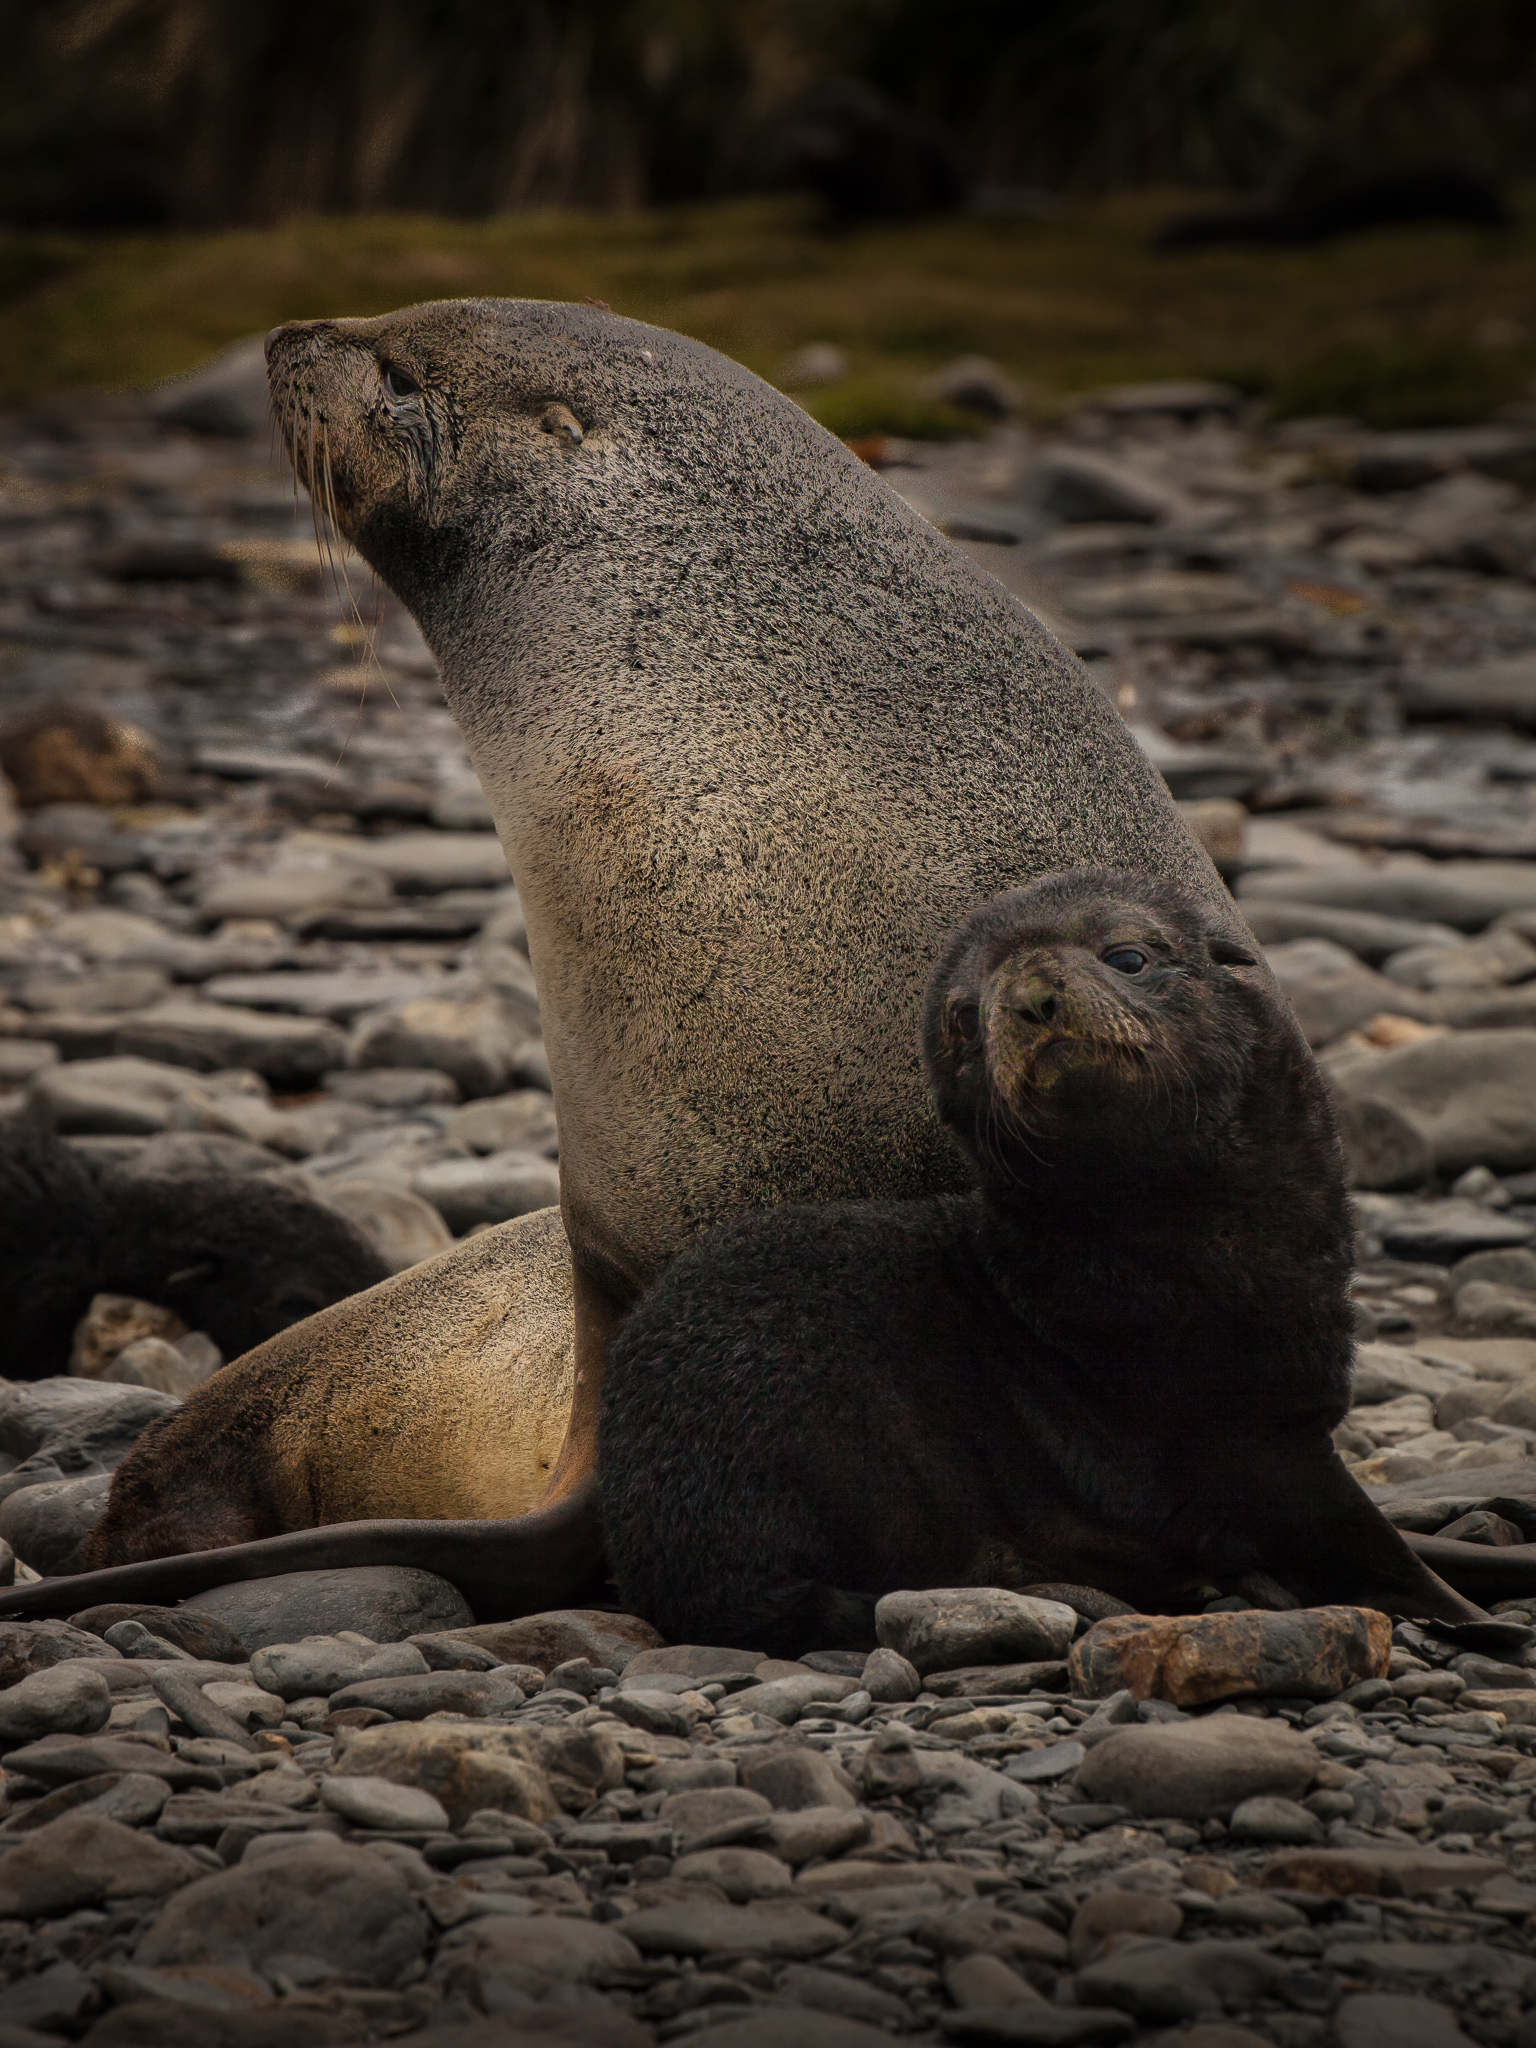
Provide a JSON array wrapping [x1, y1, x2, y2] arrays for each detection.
[[4, 351, 1536, 2041]]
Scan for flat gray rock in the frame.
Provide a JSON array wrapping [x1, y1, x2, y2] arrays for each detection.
[[0, 1471, 112, 1573], [326, 1668, 526, 1718], [201, 969, 442, 1020], [181, 1565, 471, 1653], [25, 1053, 217, 1135], [1075, 1715, 1318, 1819], [411, 1149, 561, 1231], [1074, 1936, 1283, 2025], [875, 1587, 1077, 1673], [619, 1896, 844, 1959], [349, 991, 528, 1099], [250, 1637, 428, 1700], [1241, 861, 1536, 932], [319, 1773, 450, 1832], [308, 829, 511, 893], [117, 1001, 346, 1088], [1335, 1993, 1475, 2048]]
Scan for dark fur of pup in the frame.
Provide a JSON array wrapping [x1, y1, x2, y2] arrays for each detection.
[[599, 870, 1478, 1655], [0, 1124, 390, 1379]]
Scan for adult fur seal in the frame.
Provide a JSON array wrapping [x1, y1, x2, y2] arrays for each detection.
[[600, 872, 1482, 1652], [0, 302, 1513, 1621]]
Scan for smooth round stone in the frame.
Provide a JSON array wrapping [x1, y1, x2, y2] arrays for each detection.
[[319, 1772, 450, 1832]]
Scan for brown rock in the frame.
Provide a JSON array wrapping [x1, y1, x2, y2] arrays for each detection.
[[740, 1745, 856, 1811], [421, 1608, 660, 1673], [136, 1836, 426, 1985], [0, 706, 159, 808], [762, 1805, 871, 1866], [0, 1618, 115, 1685], [913, 1902, 1069, 1967], [430, 1914, 641, 1994], [69, 1293, 188, 1378], [330, 1717, 623, 1826], [624, 1644, 764, 1679], [0, 1813, 199, 1915], [922, 1661, 1071, 1697], [81, 2005, 361, 2048], [1461, 1689, 1536, 1723], [1261, 1847, 1510, 1897], [69, 1604, 246, 1664], [620, 1898, 844, 1959], [1069, 1605, 1391, 1704], [1070, 1887, 1184, 1964]]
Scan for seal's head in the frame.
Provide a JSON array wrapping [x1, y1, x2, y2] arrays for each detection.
[[264, 298, 857, 641], [924, 869, 1273, 1189]]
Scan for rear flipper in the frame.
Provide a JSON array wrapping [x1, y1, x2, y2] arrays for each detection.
[[1254, 1449, 1487, 1624], [1403, 1535, 1536, 1606], [0, 1481, 604, 1626]]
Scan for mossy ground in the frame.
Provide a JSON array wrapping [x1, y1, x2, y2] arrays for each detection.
[[4, 189, 1535, 430]]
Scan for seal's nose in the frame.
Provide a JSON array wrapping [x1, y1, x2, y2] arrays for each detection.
[[1006, 972, 1064, 1027]]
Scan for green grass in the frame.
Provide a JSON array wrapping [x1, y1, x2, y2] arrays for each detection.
[[4, 189, 1535, 428]]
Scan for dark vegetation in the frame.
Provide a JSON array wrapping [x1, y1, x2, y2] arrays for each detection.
[[3, 2, 1534, 224], [0, 4, 1533, 426]]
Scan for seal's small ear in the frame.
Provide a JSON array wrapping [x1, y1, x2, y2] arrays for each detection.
[[540, 404, 585, 446], [1207, 937, 1258, 967]]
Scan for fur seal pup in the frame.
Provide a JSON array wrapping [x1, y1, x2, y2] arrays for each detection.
[[2, 1125, 387, 1377], [600, 872, 1482, 1651]]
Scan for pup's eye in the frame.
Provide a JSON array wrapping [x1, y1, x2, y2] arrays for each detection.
[[381, 363, 421, 401], [952, 1001, 981, 1042], [1103, 946, 1147, 975]]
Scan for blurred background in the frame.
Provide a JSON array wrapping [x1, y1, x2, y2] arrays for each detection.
[[1, 0, 1534, 429]]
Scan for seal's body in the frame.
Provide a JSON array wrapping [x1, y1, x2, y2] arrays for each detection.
[[601, 874, 1481, 1649], [0, 1125, 387, 1380], [4, 304, 1493, 1621]]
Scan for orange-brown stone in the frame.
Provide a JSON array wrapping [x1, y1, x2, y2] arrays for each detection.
[[1068, 1605, 1391, 1704]]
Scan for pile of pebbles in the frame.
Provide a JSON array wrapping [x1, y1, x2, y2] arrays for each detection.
[[1, 1582, 1536, 2044], [6, 350, 1536, 2032]]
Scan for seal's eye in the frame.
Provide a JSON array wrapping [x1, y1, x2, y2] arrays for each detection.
[[381, 364, 421, 402], [1103, 946, 1147, 975], [952, 1001, 981, 1044]]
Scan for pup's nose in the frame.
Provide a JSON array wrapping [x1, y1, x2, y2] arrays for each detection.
[[1009, 975, 1063, 1026]]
